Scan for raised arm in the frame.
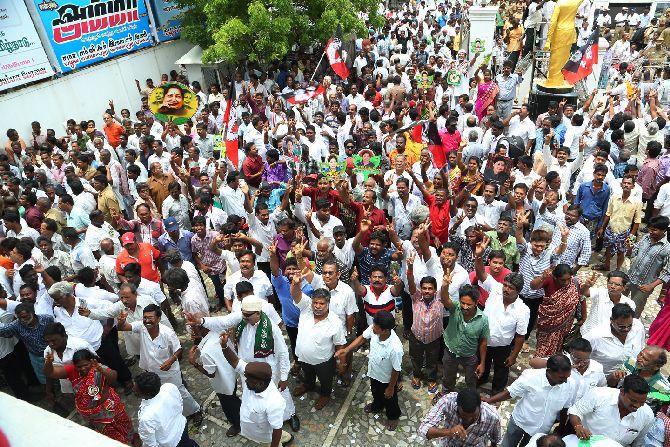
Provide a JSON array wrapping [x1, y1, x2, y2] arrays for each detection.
[[351, 218, 371, 255], [440, 271, 455, 310], [474, 234, 490, 283]]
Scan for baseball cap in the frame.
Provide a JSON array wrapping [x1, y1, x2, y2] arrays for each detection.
[[164, 217, 179, 232], [121, 232, 135, 245]]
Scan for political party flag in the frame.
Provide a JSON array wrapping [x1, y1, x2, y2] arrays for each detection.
[[325, 25, 350, 79], [562, 29, 599, 85], [222, 76, 239, 167], [282, 85, 326, 105]]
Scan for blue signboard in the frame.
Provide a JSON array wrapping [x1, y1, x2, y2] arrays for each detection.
[[34, 0, 154, 72], [148, 0, 184, 41]]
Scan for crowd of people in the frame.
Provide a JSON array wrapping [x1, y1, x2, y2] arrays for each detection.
[[2, 0, 670, 446]]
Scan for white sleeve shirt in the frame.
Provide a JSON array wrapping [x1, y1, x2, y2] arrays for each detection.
[[481, 276, 530, 347], [586, 319, 646, 375], [568, 387, 654, 447], [294, 296, 347, 365], [508, 368, 577, 435], [138, 383, 187, 447]]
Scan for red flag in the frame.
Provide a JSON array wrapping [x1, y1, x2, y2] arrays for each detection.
[[282, 85, 326, 105], [325, 28, 349, 79], [561, 29, 599, 85], [222, 77, 239, 167]]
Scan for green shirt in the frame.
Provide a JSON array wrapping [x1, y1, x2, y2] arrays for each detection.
[[622, 357, 670, 411], [443, 301, 489, 358], [485, 231, 520, 270]]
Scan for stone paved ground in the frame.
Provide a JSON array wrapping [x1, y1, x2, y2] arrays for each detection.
[[3, 260, 666, 446]]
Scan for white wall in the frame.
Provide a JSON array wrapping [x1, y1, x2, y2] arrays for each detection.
[[0, 39, 197, 139], [0, 392, 126, 446]]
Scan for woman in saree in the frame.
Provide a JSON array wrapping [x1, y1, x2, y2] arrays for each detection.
[[474, 67, 500, 121], [529, 263, 587, 357], [456, 153, 484, 195], [648, 288, 670, 351], [45, 349, 138, 446]]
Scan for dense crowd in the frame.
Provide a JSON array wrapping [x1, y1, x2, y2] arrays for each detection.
[[2, 0, 670, 446]]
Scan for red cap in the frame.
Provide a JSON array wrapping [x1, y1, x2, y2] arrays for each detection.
[[121, 232, 135, 245]]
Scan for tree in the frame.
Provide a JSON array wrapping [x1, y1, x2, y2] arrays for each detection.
[[177, 0, 384, 65]]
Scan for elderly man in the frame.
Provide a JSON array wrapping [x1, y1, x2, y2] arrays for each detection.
[[569, 374, 654, 446], [190, 296, 300, 432], [147, 161, 175, 211], [290, 277, 347, 411], [608, 345, 670, 410], [48, 281, 133, 394], [419, 388, 502, 446], [118, 304, 202, 422]]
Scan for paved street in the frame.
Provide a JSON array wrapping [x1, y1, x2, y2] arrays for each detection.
[[3, 267, 664, 446]]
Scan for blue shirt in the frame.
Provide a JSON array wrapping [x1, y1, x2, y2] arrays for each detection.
[[357, 247, 394, 285], [66, 207, 91, 232], [575, 181, 611, 222], [0, 314, 53, 355], [157, 230, 194, 262], [271, 274, 314, 328]]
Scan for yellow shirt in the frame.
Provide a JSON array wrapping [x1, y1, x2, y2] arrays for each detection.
[[606, 194, 642, 234], [506, 26, 524, 52], [97, 185, 121, 227]]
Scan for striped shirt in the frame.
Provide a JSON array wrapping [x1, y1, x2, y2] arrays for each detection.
[[411, 293, 444, 344], [362, 285, 396, 326], [418, 392, 502, 446], [627, 234, 670, 286], [357, 247, 394, 285], [551, 221, 591, 267], [518, 242, 559, 300], [190, 230, 227, 275]]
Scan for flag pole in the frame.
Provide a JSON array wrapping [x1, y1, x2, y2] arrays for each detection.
[[309, 50, 327, 83]]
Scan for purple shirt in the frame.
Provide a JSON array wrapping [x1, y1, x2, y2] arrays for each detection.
[[262, 160, 289, 186]]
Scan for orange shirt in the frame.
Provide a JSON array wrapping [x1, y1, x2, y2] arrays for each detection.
[[0, 256, 13, 271], [104, 121, 125, 148], [116, 243, 161, 282]]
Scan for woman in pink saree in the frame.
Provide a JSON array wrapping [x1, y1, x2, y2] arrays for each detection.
[[649, 289, 670, 351], [474, 67, 500, 121]]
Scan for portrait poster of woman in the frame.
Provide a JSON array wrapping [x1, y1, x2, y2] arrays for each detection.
[[149, 82, 198, 124]]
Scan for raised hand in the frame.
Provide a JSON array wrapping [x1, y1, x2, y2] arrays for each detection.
[[559, 225, 570, 239], [188, 346, 200, 365], [406, 252, 416, 267], [350, 266, 359, 283], [475, 234, 490, 257], [219, 331, 230, 347]]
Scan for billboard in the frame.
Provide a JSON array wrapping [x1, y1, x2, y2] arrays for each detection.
[[0, 0, 55, 91], [33, 0, 154, 72], [148, 0, 184, 41]]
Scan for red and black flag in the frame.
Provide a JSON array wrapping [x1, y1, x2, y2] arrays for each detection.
[[562, 29, 599, 85], [222, 75, 239, 167], [282, 85, 326, 105], [325, 25, 350, 80]]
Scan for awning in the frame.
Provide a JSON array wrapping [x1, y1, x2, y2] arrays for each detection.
[[175, 45, 204, 65]]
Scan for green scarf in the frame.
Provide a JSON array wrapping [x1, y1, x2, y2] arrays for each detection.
[[236, 311, 274, 358]]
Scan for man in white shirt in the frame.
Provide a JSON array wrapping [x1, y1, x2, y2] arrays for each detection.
[[580, 271, 636, 338], [219, 333, 294, 446], [296, 199, 344, 251], [118, 304, 202, 420], [474, 240, 529, 395], [505, 105, 537, 152], [585, 303, 646, 375], [223, 251, 273, 310], [188, 321, 240, 437], [219, 172, 247, 219], [568, 374, 654, 446], [300, 125, 328, 162], [197, 296, 300, 432], [291, 279, 347, 410], [134, 372, 201, 447], [474, 184, 509, 229], [484, 354, 577, 447]]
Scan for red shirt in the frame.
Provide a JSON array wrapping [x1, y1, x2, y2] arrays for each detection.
[[302, 187, 341, 217], [346, 201, 388, 246], [438, 128, 461, 153], [470, 266, 512, 307], [103, 121, 125, 148], [424, 194, 451, 244], [116, 243, 161, 282]]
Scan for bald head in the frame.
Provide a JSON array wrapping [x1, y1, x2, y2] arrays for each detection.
[[100, 238, 115, 255]]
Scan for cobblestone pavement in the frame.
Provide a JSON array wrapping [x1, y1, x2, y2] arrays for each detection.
[[5, 264, 666, 446]]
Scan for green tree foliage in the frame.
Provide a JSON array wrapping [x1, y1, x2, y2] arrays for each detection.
[[177, 0, 384, 64]]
